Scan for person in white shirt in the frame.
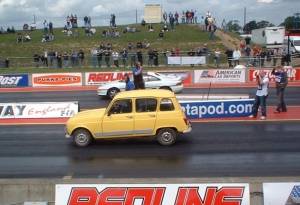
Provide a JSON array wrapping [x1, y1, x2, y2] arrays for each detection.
[[233, 47, 241, 66], [249, 71, 269, 120]]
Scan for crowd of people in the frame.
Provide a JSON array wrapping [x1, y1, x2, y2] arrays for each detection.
[[223, 38, 292, 68], [33, 49, 85, 68]]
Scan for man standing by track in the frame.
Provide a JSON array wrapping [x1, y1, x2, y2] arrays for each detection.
[[250, 70, 269, 120], [272, 66, 288, 113]]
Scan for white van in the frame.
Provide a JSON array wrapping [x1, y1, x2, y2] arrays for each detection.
[[284, 36, 300, 53]]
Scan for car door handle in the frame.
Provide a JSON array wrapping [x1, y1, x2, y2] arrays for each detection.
[[149, 114, 156, 118], [126, 116, 133, 119]]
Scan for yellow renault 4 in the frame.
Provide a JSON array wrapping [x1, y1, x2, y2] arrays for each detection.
[[65, 89, 192, 147]]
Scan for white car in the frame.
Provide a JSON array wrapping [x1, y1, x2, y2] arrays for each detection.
[[97, 72, 184, 99]]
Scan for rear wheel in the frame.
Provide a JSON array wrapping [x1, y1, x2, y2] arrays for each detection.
[[107, 88, 120, 99], [157, 128, 177, 146], [73, 129, 92, 147]]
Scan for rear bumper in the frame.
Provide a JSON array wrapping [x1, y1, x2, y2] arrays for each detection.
[[183, 123, 192, 133]]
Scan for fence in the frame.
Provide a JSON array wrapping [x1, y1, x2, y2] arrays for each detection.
[[1, 52, 300, 69]]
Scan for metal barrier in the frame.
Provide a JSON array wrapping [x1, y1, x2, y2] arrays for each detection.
[[1, 52, 300, 68]]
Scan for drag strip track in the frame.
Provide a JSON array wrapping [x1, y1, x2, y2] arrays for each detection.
[[1, 122, 300, 178], [1, 87, 300, 109]]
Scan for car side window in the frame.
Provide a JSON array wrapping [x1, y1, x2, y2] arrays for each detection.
[[109, 99, 132, 114], [160, 98, 175, 111], [136, 98, 157, 113], [144, 75, 160, 82]]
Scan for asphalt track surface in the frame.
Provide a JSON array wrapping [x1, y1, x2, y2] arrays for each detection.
[[1, 87, 300, 109], [0, 87, 300, 178], [1, 122, 300, 178]]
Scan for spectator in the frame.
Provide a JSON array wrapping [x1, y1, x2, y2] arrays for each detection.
[[125, 73, 135, 91], [272, 66, 288, 113], [233, 47, 241, 66], [249, 71, 269, 120], [104, 49, 111, 67], [97, 48, 103, 68], [214, 48, 221, 68], [121, 48, 128, 67], [57, 53, 62, 68], [225, 49, 233, 67], [49, 22, 53, 35], [137, 50, 143, 66], [148, 49, 154, 66], [112, 50, 119, 67], [129, 50, 136, 67], [260, 49, 267, 67], [33, 54, 40, 67], [63, 52, 69, 68], [132, 62, 145, 89], [188, 49, 196, 67], [91, 48, 98, 68], [148, 24, 154, 32], [245, 46, 252, 66], [78, 49, 85, 67], [245, 36, 251, 45], [5, 58, 9, 68], [43, 20, 48, 34], [159, 30, 164, 39], [153, 49, 159, 66]]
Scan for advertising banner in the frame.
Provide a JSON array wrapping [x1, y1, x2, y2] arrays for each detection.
[[0, 102, 79, 119], [179, 99, 254, 119], [85, 71, 192, 86], [168, 56, 206, 65], [194, 69, 246, 83], [0, 74, 29, 88], [32, 73, 82, 87], [263, 183, 300, 205], [56, 183, 250, 205], [248, 67, 300, 82]]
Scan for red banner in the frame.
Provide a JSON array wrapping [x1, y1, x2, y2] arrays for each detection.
[[249, 67, 300, 82]]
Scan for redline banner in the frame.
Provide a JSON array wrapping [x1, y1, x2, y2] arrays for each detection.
[[56, 184, 250, 205], [194, 69, 246, 83], [248, 67, 300, 82], [0, 102, 79, 119], [32, 73, 83, 87], [263, 183, 300, 205], [85, 71, 192, 86]]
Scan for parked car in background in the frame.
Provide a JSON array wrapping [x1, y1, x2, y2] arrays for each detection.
[[97, 72, 183, 99]]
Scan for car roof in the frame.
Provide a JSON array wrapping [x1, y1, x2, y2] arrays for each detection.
[[114, 89, 175, 99]]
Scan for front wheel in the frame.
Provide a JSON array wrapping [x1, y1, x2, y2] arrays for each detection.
[[159, 86, 172, 91], [73, 129, 92, 147], [107, 88, 120, 99], [157, 128, 177, 146]]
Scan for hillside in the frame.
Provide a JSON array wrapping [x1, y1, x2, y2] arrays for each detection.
[[0, 24, 224, 58]]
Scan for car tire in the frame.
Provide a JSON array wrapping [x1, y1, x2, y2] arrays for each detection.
[[73, 129, 92, 147], [157, 128, 177, 146], [107, 88, 120, 99], [159, 86, 172, 91]]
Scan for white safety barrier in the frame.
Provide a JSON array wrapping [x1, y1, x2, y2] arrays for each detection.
[[0, 102, 79, 119]]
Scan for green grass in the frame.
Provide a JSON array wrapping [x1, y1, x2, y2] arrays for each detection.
[[0, 24, 221, 58]]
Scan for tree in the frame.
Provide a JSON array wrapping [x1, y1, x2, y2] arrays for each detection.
[[226, 20, 242, 33], [243, 20, 257, 34], [280, 15, 300, 30], [257, 20, 275, 29]]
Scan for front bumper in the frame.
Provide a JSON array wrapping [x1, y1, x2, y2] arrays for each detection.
[[171, 84, 184, 93], [97, 89, 108, 96], [65, 126, 72, 138]]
